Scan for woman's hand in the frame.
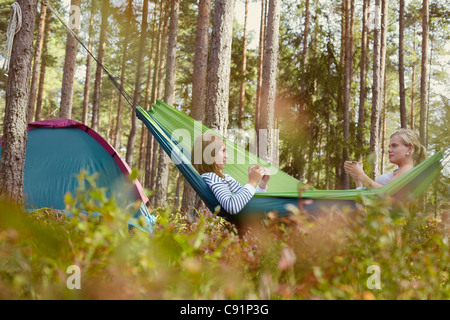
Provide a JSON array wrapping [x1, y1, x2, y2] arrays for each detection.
[[344, 161, 365, 187], [259, 167, 271, 189], [248, 165, 264, 187]]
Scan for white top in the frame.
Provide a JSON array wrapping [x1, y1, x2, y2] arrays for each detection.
[[202, 172, 267, 214], [376, 168, 400, 185]]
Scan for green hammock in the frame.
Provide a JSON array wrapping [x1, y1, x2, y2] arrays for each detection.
[[136, 100, 444, 223]]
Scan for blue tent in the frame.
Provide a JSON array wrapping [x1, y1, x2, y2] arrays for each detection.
[[0, 118, 155, 232]]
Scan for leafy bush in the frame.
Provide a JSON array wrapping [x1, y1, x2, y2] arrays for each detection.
[[0, 177, 448, 299]]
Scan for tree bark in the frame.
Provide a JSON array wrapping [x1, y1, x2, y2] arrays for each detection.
[[259, 0, 280, 164], [81, 2, 96, 124], [0, 0, 37, 205], [238, 0, 248, 129], [149, 2, 169, 194], [181, 0, 211, 218], [370, 0, 382, 179], [342, 0, 353, 189], [357, 0, 369, 160], [34, 9, 50, 122], [154, 0, 179, 207], [112, 40, 128, 150], [59, 0, 81, 119], [300, 0, 309, 92], [255, 0, 267, 141], [420, 0, 429, 148], [91, 0, 109, 132], [27, 1, 46, 123], [398, 0, 407, 128], [126, 0, 150, 166], [205, 0, 235, 136]]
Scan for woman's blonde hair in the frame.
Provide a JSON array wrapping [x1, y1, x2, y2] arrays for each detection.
[[391, 128, 427, 165], [192, 133, 225, 178]]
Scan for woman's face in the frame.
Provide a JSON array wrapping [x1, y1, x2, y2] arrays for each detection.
[[388, 135, 412, 165], [214, 143, 228, 170]]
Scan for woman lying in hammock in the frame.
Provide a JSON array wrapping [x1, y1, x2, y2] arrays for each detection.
[[344, 128, 427, 189], [192, 133, 271, 214]]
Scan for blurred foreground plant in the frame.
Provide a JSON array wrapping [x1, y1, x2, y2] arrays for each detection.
[[0, 173, 448, 299]]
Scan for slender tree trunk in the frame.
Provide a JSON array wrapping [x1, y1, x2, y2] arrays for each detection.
[[154, 0, 179, 207], [259, 0, 280, 164], [398, 0, 407, 128], [91, 0, 109, 132], [300, 0, 309, 92], [411, 60, 416, 129], [60, 0, 81, 119], [420, 0, 429, 148], [157, 9, 169, 100], [27, 1, 46, 123], [255, 0, 267, 142], [35, 5, 51, 122], [370, 0, 382, 179], [357, 0, 369, 160], [181, 0, 211, 218], [106, 90, 115, 141], [139, 6, 157, 172], [150, 2, 169, 194], [113, 41, 128, 150], [81, 2, 95, 124], [146, 0, 164, 190], [0, 0, 37, 205], [238, 0, 249, 129], [342, 0, 353, 189], [126, 0, 150, 166], [205, 0, 235, 136], [380, 69, 388, 174]]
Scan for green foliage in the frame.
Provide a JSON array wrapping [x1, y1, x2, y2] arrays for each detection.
[[1, 175, 448, 299]]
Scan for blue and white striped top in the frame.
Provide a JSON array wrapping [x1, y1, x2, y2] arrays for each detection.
[[202, 172, 268, 214]]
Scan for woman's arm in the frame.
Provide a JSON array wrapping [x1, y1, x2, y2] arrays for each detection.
[[202, 173, 256, 214], [344, 161, 384, 189]]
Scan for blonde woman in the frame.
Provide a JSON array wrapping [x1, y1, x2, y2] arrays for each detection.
[[192, 133, 270, 214], [345, 129, 427, 189]]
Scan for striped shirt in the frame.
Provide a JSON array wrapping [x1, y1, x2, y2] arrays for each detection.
[[202, 172, 268, 214]]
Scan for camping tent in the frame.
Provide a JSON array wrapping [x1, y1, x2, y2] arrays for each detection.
[[0, 118, 154, 231]]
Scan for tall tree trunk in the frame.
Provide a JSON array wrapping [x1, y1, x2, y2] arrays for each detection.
[[357, 0, 369, 160], [139, 5, 158, 172], [0, 0, 37, 205], [126, 0, 150, 166], [380, 69, 388, 174], [59, 0, 81, 119], [342, 0, 353, 189], [300, 0, 309, 92], [398, 0, 407, 128], [112, 40, 129, 150], [238, 0, 248, 129], [255, 0, 267, 142], [370, 0, 382, 179], [149, 2, 169, 194], [81, 2, 95, 124], [411, 59, 416, 129], [146, 0, 164, 190], [154, 0, 179, 207], [420, 0, 429, 148], [205, 0, 235, 136], [91, 0, 109, 132], [35, 4, 51, 122], [27, 1, 46, 123], [259, 0, 280, 164], [181, 0, 211, 218]]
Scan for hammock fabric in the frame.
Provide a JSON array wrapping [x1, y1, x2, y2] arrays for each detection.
[[137, 100, 444, 223]]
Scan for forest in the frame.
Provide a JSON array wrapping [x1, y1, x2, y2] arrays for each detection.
[[0, 0, 449, 300]]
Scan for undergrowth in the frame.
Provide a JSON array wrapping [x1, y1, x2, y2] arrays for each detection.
[[0, 177, 448, 299]]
